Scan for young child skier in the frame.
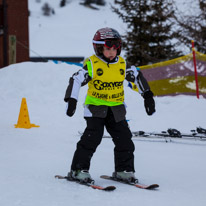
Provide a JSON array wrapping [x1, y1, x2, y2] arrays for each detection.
[[64, 27, 155, 184]]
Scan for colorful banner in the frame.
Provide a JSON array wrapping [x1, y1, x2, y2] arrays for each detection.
[[137, 51, 206, 98]]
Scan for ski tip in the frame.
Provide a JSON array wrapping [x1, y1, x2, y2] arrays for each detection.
[[103, 186, 116, 191], [143, 184, 159, 190], [90, 184, 116, 191], [55, 175, 67, 179], [149, 184, 159, 189]]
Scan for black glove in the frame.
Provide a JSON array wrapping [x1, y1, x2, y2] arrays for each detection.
[[142, 91, 155, 116], [66, 98, 77, 117]]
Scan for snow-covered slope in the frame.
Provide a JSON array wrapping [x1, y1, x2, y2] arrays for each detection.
[[29, 0, 126, 57], [0, 61, 206, 206], [28, 0, 200, 57], [0, 1, 205, 206]]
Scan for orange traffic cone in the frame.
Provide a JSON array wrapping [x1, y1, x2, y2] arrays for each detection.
[[14, 98, 40, 129]]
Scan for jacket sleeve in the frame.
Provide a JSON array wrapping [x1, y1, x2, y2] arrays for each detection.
[[125, 65, 151, 94], [64, 64, 91, 102]]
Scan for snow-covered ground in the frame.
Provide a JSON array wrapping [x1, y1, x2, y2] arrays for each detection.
[[0, 62, 206, 206], [0, 1, 206, 205], [28, 0, 200, 58], [29, 0, 127, 57]]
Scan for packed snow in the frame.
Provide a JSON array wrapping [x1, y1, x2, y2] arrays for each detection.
[[28, 0, 127, 57], [0, 0, 206, 206], [0, 61, 206, 206]]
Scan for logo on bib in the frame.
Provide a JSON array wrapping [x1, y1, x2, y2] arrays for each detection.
[[120, 69, 124, 75], [93, 80, 123, 90], [97, 68, 103, 76]]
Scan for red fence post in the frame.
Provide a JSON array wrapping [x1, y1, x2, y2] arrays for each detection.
[[191, 40, 199, 99]]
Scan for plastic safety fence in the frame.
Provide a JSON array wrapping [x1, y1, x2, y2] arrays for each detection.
[[131, 51, 206, 98]]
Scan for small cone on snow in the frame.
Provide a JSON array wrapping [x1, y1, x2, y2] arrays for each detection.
[[14, 98, 40, 129]]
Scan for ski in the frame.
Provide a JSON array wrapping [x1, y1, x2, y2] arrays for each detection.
[[132, 128, 206, 139], [100, 175, 159, 190], [55, 175, 116, 191], [79, 127, 206, 140]]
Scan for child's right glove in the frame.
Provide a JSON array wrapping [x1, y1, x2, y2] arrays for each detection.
[[66, 98, 77, 117], [142, 90, 155, 116]]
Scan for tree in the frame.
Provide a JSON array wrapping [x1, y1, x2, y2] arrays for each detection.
[[112, 0, 182, 66], [176, 0, 206, 53]]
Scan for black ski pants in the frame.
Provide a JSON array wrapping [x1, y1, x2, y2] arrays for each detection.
[[71, 108, 135, 172]]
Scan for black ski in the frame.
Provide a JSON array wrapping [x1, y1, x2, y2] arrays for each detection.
[[79, 127, 206, 140], [55, 175, 116, 191], [100, 175, 159, 190], [132, 128, 206, 139]]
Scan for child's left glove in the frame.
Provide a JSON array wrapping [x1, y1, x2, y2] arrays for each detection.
[[142, 90, 155, 116], [66, 98, 77, 117]]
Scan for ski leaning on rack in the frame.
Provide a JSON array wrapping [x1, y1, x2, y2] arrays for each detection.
[[55, 175, 116, 191], [100, 175, 159, 190]]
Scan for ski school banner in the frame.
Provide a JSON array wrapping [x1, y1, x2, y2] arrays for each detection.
[[129, 51, 206, 98]]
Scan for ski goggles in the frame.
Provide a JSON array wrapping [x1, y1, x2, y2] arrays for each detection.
[[93, 40, 121, 49]]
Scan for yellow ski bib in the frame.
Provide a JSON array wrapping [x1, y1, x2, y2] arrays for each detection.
[[85, 55, 126, 106]]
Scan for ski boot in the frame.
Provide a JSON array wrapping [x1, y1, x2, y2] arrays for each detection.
[[112, 171, 138, 184], [68, 170, 94, 184]]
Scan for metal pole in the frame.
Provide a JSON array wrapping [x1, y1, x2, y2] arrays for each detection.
[[3, 0, 8, 67], [191, 40, 199, 99]]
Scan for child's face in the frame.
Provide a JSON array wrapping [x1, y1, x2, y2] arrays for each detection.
[[103, 46, 117, 61]]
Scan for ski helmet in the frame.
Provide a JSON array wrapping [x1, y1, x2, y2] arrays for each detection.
[[93, 27, 122, 56]]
